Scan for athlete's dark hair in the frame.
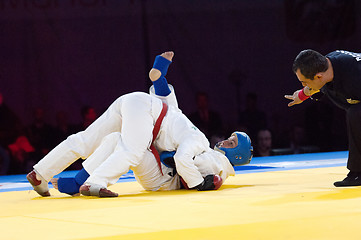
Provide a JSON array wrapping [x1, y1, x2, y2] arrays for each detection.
[[292, 49, 328, 79]]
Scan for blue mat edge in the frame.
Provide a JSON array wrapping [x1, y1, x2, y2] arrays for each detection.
[[0, 151, 348, 193]]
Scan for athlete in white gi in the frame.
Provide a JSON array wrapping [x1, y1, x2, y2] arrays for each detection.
[[27, 51, 253, 197]]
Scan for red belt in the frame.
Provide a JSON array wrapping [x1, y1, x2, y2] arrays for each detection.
[[150, 102, 168, 175]]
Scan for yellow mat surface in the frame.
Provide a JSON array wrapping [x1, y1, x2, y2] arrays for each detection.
[[1, 166, 360, 240]]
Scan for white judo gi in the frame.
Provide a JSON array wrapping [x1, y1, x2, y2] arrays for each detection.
[[83, 131, 234, 191], [33, 85, 235, 190]]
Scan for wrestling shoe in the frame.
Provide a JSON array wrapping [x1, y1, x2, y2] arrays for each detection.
[[334, 171, 361, 187], [26, 170, 50, 197], [79, 184, 118, 197]]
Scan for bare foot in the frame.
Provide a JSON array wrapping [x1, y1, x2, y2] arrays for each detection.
[[50, 178, 58, 190], [160, 51, 174, 61]]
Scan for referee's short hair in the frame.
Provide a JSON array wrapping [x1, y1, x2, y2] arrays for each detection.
[[292, 49, 328, 79]]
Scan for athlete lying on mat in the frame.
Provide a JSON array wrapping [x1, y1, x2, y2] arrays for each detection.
[[27, 51, 253, 197]]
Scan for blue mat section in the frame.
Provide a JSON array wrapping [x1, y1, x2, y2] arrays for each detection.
[[0, 151, 348, 193], [234, 151, 348, 174]]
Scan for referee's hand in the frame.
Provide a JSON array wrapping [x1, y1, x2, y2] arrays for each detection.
[[284, 89, 303, 107]]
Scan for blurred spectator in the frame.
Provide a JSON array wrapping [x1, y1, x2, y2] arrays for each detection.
[[26, 107, 56, 160], [0, 92, 34, 174], [289, 125, 306, 154], [254, 129, 274, 157], [288, 125, 320, 154], [53, 110, 72, 145], [188, 92, 223, 142], [238, 92, 267, 141], [7, 135, 36, 174], [0, 92, 22, 147], [270, 125, 320, 156], [70, 105, 97, 133]]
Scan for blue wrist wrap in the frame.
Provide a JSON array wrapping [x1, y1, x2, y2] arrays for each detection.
[[57, 168, 90, 195]]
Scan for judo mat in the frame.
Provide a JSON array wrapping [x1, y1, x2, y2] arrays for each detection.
[[1, 151, 360, 240]]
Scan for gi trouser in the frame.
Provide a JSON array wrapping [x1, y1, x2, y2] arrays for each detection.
[[34, 92, 163, 184], [82, 132, 179, 190], [346, 103, 361, 172]]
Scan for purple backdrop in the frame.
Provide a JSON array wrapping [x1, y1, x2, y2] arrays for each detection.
[[0, 0, 360, 148]]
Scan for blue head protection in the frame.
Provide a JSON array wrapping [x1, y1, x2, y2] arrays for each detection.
[[214, 132, 253, 166]]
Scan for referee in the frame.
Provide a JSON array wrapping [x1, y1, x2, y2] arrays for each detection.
[[285, 49, 361, 187]]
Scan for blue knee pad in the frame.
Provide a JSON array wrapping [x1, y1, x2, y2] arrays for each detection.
[[58, 168, 90, 195]]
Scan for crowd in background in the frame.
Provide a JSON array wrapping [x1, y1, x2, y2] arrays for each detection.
[[187, 91, 348, 158], [0, 89, 348, 175], [0, 91, 98, 175]]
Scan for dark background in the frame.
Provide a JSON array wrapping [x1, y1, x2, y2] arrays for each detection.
[[1, 0, 360, 154]]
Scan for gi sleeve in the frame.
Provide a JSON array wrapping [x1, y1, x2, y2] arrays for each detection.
[[149, 84, 179, 109], [173, 134, 209, 188]]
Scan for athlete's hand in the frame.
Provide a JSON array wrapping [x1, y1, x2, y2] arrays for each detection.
[[196, 175, 223, 191], [284, 89, 304, 107]]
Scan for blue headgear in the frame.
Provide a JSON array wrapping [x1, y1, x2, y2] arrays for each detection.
[[214, 132, 253, 166]]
